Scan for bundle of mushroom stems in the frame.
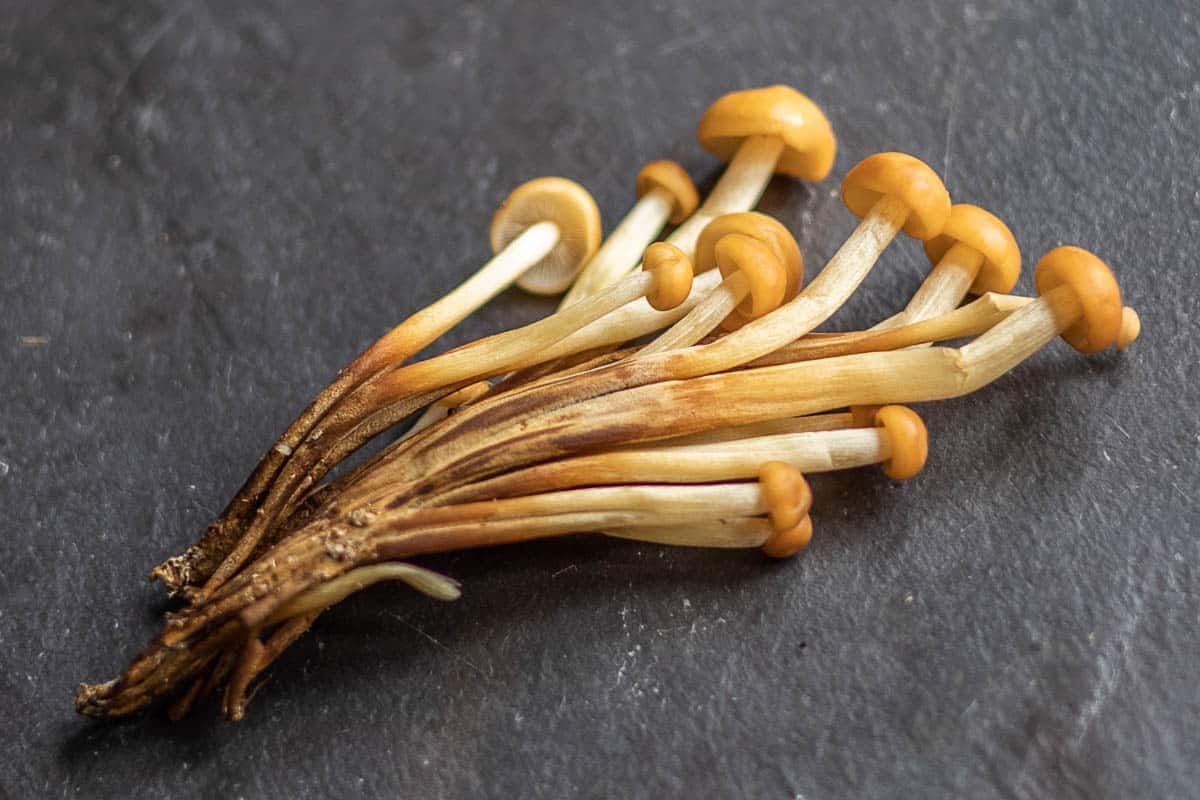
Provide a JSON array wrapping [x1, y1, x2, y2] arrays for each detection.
[[77, 86, 1140, 721]]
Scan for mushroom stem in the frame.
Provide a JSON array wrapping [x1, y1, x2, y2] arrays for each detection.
[[266, 563, 461, 625], [435, 426, 894, 503], [664, 135, 785, 257], [753, 291, 1032, 365], [601, 518, 774, 548], [190, 267, 670, 599], [398, 380, 492, 442], [558, 136, 787, 313], [878, 241, 983, 328], [151, 220, 560, 591], [674, 193, 911, 374], [639, 271, 749, 355], [560, 186, 676, 307]]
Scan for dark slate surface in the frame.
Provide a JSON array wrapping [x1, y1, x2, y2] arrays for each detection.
[[2, 0, 1197, 797]]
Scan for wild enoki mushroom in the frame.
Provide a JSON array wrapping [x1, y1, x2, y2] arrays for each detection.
[[213, 151, 952, 549], [76, 230, 1129, 721], [154, 176, 601, 594], [78, 80, 1138, 725]]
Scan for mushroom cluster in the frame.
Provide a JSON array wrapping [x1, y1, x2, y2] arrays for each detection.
[[77, 85, 1138, 721]]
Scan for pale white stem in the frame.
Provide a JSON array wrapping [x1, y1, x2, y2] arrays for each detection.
[[870, 242, 983, 331], [638, 272, 748, 356], [540, 270, 724, 358], [560, 427, 890, 485], [680, 194, 912, 375], [662, 135, 785, 259], [560, 187, 675, 308], [603, 518, 773, 549], [411, 221, 561, 341], [597, 135, 785, 290], [655, 412, 856, 446], [382, 270, 657, 393], [266, 563, 461, 624]]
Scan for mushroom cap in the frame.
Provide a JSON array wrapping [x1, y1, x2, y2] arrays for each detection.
[[694, 212, 804, 302], [873, 405, 928, 480], [762, 516, 813, 559], [923, 204, 1021, 294], [759, 461, 813, 532], [841, 152, 951, 241], [1117, 306, 1141, 350], [758, 460, 815, 558], [641, 242, 695, 311], [695, 85, 837, 182], [1034, 246, 1123, 354], [713, 234, 788, 325], [636, 160, 700, 225], [490, 177, 602, 295]]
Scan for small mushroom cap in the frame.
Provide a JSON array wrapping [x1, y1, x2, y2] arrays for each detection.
[[1117, 307, 1141, 350], [762, 516, 813, 559], [1034, 246, 1123, 354], [694, 212, 804, 303], [695, 85, 837, 182], [874, 405, 928, 480], [923, 204, 1021, 294], [642, 242, 695, 311], [841, 153, 951, 241], [713, 234, 788, 327], [490, 177, 602, 295], [758, 461, 813, 532], [636, 160, 700, 225]]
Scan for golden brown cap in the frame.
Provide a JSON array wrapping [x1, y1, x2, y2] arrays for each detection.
[[923, 204, 1021, 294], [841, 153, 950, 241], [696, 85, 836, 181], [1034, 246, 1123, 353], [642, 242, 695, 311], [694, 212, 803, 303], [636, 160, 700, 225], [490, 177, 602, 295]]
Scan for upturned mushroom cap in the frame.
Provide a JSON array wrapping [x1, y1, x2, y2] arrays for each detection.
[[758, 461, 815, 558], [872, 405, 928, 480], [641, 242, 695, 311], [490, 177, 602, 295], [636, 160, 700, 225], [923, 204, 1021, 294], [1034, 246, 1123, 353], [695, 85, 837, 182], [841, 153, 951, 241], [694, 212, 804, 301]]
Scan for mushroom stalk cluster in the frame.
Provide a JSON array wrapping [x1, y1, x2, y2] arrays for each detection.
[[78, 85, 1138, 723]]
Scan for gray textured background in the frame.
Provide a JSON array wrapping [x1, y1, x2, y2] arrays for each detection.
[[2, 0, 1198, 797]]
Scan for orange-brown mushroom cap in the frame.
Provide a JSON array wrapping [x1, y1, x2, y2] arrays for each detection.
[[841, 153, 951, 241], [714, 234, 788, 325], [758, 461, 815, 558], [642, 242, 695, 311], [489, 177, 603, 295], [873, 405, 928, 480], [636, 160, 700, 225], [695, 85, 837, 182], [694, 212, 804, 302], [923, 204, 1021, 294], [1034, 246, 1123, 354]]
